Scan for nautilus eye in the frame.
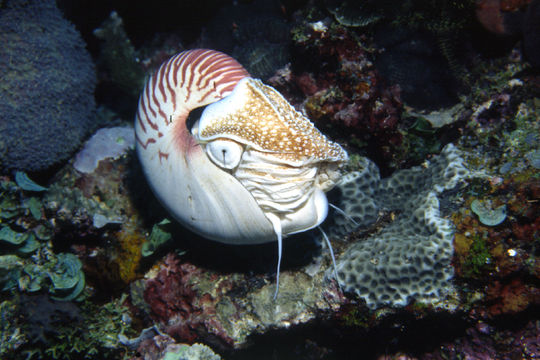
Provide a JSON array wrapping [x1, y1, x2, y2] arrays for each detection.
[[205, 139, 243, 170]]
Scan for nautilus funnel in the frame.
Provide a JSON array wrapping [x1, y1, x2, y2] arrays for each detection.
[[135, 49, 347, 246]]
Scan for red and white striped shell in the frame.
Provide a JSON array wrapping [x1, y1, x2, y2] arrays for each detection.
[[135, 49, 347, 246]]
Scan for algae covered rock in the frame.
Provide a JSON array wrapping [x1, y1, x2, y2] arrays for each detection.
[[0, 0, 96, 172], [161, 343, 221, 360]]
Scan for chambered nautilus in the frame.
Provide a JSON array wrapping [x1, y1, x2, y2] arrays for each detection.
[[135, 49, 348, 295]]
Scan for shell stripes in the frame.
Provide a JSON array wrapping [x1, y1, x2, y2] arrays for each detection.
[[135, 49, 249, 151]]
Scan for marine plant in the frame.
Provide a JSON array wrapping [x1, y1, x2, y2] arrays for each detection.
[[141, 219, 173, 257], [0, 299, 25, 356], [0, 175, 86, 301], [463, 234, 492, 277], [18, 294, 135, 359]]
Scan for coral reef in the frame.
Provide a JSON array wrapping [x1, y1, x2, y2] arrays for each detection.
[[452, 174, 540, 316], [0, 299, 25, 356], [132, 252, 344, 348], [128, 331, 221, 360], [274, 20, 403, 168], [44, 144, 155, 291], [423, 318, 539, 359], [93, 11, 145, 98], [15, 293, 135, 359], [0, 175, 86, 301], [0, 0, 96, 172], [322, 0, 477, 109], [330, 144, 469, 309], [73, 126, 135, 174], [325, 0, 383, 27], [0, 0, 538, 358], [450, 49, 540, 321], [373, 27, 461, 109]]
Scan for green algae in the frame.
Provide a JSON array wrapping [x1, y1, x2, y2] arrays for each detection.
[[0, 226, 30, 246], [0, 177, 85, 301], [0, 299, 25, 356], [14, 172, 48, 192], [463, 235, 492, 277], [48, 253, 85, 302], [141, 219, 173, 257], [341, 306, 370, 328], [32, 295, 135, 360]]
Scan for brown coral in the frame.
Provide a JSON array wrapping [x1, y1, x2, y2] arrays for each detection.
[[486, 278, 539, 315]]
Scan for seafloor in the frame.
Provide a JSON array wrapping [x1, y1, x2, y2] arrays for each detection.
[[0, 0, 539, 359]]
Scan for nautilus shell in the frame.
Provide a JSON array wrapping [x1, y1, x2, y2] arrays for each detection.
[[135, 49, 347, 288]]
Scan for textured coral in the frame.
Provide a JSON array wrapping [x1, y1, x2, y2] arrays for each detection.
[[424, 318, 540, 359], [272, 21, 403, 167], [142, 253, 234, 345], [131, 332, 221, 360], [132, 251, 345, 349], [329, 144, 469, 309], [0, 0, 96, 172], [43, 144, 156, 293], [452, 174, 540, 317]]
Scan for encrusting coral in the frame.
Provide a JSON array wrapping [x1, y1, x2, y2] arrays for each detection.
[[73, 126, 135, 174], [329, 144, 469, 309], [0, 0, 96, 172]]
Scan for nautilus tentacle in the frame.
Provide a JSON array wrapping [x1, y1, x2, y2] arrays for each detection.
[[135, 49, 348, 295]]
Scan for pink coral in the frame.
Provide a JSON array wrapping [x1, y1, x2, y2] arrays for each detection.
[[142, 253, 235, 346]]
